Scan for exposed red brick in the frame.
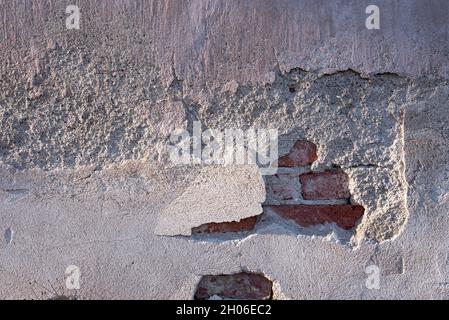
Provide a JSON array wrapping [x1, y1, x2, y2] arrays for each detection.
[[265, 173, 299, 200], [191, 216, 258, 235], [266, 205, 364, 230], [300, 171, 350, 200], [194, 272, 272, 300], [277, 140, 317, 167]]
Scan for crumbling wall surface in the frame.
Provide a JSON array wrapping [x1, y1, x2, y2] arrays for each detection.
[[0, 0, 448, 299]]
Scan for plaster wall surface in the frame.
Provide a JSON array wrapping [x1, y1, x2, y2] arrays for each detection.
[[0, 0, 448, 299]]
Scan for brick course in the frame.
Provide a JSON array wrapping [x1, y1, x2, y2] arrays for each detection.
[[300, 171, 350, 200], [266, 204, 364, 230], [265, 173, 299, 200], [192, 216, 258, 235]]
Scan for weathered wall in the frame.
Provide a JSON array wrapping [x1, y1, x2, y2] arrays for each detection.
[[0, 0, 448, 299]]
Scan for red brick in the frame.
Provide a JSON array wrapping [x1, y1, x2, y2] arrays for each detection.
[[265, 174, 298, 200], [266, 205, 364, 230], [191, 216, 258, 235], [277, 140, 317, 167], [300, 171, 350, 200], [194, 272, 272, 300]]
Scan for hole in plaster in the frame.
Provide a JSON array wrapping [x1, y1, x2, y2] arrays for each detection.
[[194, 272, 272, 300], [187, 139, 365, 244]]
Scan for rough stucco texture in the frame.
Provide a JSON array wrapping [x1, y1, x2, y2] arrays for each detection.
[[0, 0, 448, 299]]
